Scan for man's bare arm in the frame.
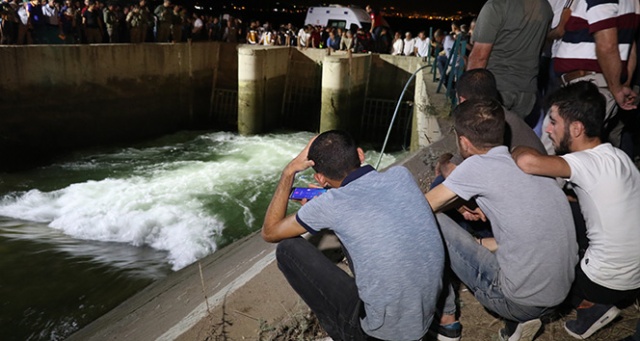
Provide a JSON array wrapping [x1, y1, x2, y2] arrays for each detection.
[[467, 42, 492, 69], [626, 41, 637, 87], [425, 184, 459, 213], [512, 146, 571, 178], [261, 138, 315, 243], [548, 8, 572, 40], [594, 27, 637, 110]]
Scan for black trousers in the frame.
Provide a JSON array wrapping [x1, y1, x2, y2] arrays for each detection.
[[276, 237, 381, 341]]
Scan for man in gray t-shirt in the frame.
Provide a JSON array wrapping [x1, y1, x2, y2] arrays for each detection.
[[468, 0, 552, 118], [262, 130, 444, 341], [427, 99, 577, 340]]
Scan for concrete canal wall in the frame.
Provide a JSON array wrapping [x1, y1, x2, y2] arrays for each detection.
[[0, 42, 238, 164], [0, 43, 447, 167]]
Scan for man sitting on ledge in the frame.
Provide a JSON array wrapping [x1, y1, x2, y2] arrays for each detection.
[[426, 99, 578, 341], [261, 130, 445, 341], [512, 81, 640, 339]]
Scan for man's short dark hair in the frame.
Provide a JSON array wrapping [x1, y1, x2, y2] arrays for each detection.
[[456, 69, 500, 102], [308, 130, 361, 181], [547, 81, 606, 138], [452, 99, 505, 149]]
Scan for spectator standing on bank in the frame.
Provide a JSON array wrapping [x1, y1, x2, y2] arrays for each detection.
[[153, 0, 171, 42], [169, 4, 180, 42], [0, 0, 19, 44], [126, 3, 142, 42], [190, 12, 203, 41], [340, 29, 353, 51], [208, 16, 220, 41], [414, 30, 430, 58], [42, 0, 64, 44], [552, 0, 640, 149], [82, 0, 101, 43], [365, 4, 385, 42], [326, 28, 340, 51], [403, 31, 415, 56], [222, 17, 238, 43], [310, 25, 321, 48], [468, 0, 553, 119], [60, 0, 76, 43], [16, 0, 32, 44], [283, 22, 295, 46], [436, 31, 455, 81], [296, 24, 309, 48], [103, 2, 118, 42], [391, 32, 403, 55], [138, 0, 151, 41], [26, 0, 45, 43], [245, 20, 258, 44]]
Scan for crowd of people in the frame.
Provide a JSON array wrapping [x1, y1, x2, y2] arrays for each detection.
[[0, 0, 474, 59], [262, 1, 640, 341], [0, 0, 243, 44]]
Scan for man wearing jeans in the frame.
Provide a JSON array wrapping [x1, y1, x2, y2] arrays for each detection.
[[513, 81, 640, 339], [426, 99, 578, 341], [262, 130, 445, 341]]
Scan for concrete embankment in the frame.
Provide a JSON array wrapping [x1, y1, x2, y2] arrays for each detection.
[[0, 42, 237, 166], [67, 73, 454, 340], [1, 43, 445, 169]]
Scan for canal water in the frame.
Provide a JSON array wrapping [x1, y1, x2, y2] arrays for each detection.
[[0, 130, 401, 341]]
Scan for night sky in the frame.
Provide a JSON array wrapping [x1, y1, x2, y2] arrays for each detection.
[[365, 0, 488, 14], [234, 1, 489, 15]]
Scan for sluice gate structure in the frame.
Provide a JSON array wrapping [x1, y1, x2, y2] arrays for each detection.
[[0, 42, 447, 165]]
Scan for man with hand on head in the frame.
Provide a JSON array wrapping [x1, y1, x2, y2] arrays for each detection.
[[512, 81, 640, 339], [262, 130, 445, 341]]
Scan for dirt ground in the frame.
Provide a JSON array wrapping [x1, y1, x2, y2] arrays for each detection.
[[268, 287, 640, 341], [188, 223, 640, 341], [455, 288, 639, 341], [194, 233, 640, 341]]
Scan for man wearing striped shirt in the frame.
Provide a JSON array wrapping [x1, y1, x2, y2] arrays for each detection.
[[553, 0, 640, 147]]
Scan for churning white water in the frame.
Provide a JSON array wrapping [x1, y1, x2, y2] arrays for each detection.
[[0, 131, 399, 271]]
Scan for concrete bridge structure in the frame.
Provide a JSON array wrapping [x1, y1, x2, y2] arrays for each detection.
[[0, 42, 447, 167]]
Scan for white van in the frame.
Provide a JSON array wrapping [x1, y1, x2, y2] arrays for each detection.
[[304, 5, 371, 31]]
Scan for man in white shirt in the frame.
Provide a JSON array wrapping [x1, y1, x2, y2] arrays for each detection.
[[297, 25, 310, 48], [41, 0, 61, 43], [391, 31, 403, 55], [513, 81, 640, 339], [414, 30, 430, 58], [403, 31, 415, 56]]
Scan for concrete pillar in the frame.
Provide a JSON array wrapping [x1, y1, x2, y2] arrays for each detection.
[[320, 54, 370, 133], [237, 46, 289, 135], [411, 63, 443, 151], [238, 47, 266, 135]]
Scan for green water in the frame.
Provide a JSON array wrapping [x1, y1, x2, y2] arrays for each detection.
[[0, 130, 402, 341]]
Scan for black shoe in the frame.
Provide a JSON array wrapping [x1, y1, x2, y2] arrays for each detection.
[[425, 321, 461, 341], [437, 321, 462, 341], [564, 304, 620, 339]]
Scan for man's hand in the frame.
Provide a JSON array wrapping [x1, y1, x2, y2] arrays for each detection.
[[435, 153, 457, 179], [612, 85, 638, 111], [261, 136, 318, 243], [458, 205, 487, 222], [284, 136, 316, 177]]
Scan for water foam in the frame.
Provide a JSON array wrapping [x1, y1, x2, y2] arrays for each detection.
[[0, 132, 400, 271]]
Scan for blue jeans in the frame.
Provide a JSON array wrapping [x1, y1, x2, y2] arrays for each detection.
[[276, 237, 381, 341], [437, 213, 550, 322]]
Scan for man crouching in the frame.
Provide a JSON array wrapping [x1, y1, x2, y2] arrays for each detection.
[[261, 130, 445, 341]]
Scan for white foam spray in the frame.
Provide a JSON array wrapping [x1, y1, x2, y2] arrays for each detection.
[[0, 132, 400, 270]]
